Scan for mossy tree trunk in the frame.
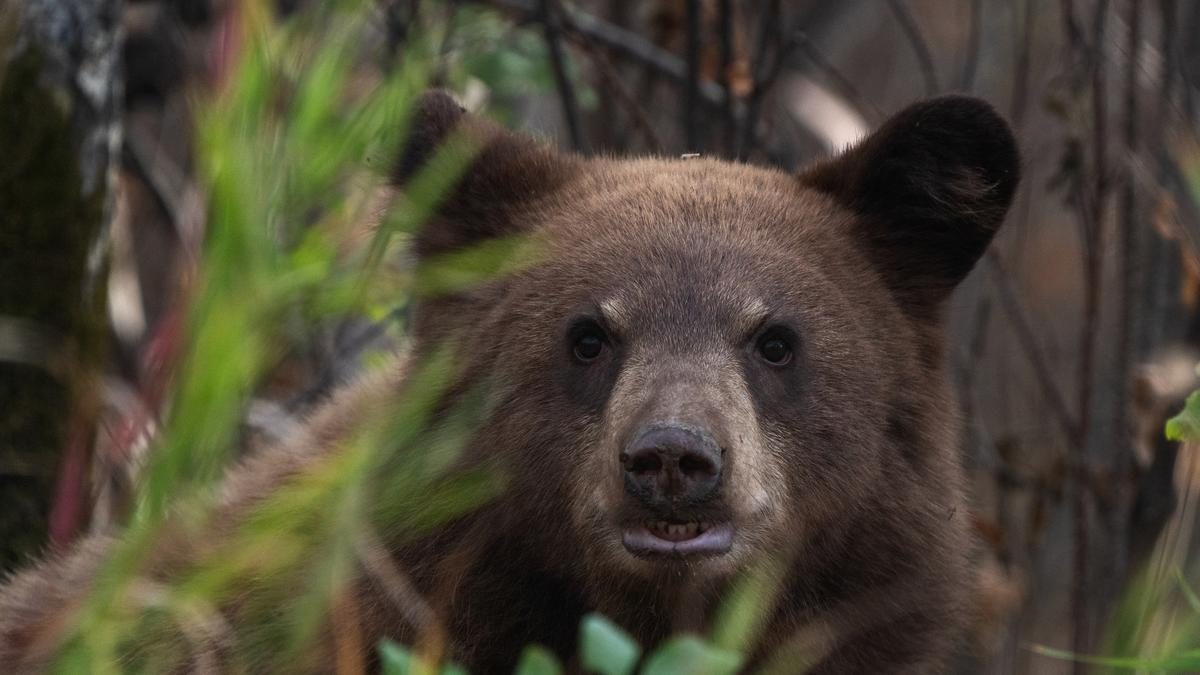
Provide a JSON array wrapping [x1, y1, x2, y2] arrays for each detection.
[[0, 0, 120, 572]]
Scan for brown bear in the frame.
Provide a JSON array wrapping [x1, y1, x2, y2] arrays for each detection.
[[0, 90, 1019, 673]]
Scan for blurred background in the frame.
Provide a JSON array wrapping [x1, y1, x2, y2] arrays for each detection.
[[3, 0, 1200, 673]]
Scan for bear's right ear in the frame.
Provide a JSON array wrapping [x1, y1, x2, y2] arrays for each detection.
[[799, 95, 1019, 317], [393, 90, 579, 260]]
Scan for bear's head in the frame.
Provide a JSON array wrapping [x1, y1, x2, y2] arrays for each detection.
[[395, 91, 1018, 589]]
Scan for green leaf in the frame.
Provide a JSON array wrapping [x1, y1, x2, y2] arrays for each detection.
[[711, 559, 784, 651], [379, 640, 415, 675], [377, 641, 470, 675], [640, 636, 742, 675], [515, 645, 563, 675], [412, 234, 541, 298], [1165, 390, 1200, 441], [1030, 644, 1200, 671], [580, 614, 640, 675]]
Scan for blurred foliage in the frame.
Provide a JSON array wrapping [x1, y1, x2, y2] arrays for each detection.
[[376, 560, 789, 675], [1166, 389, 1200, 442], [33, 0, 608, 672], [1034, 559, 1200, 672], [379, 612, 743, 675], [445, 5, 596, 124], [42, 0, 495, 670], [1166, 197, 1200, 449]]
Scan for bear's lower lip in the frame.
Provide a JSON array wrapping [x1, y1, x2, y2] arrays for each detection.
[[621, 522, 734, 557]]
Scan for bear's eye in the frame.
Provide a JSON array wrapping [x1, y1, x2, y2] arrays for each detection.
[[570, 321, 607, 363], [757, 328, 793, 366]]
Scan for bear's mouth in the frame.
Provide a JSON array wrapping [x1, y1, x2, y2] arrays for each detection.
[[621, 520, 734, 557]]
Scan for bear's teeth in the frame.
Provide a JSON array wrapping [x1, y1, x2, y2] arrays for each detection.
[[646, 521, 704, 540]]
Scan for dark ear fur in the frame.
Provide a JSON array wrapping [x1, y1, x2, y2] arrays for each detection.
[[393, 90, 579, 259], [800, 95, 1020, 313]]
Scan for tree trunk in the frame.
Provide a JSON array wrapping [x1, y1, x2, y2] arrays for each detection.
[[0, 0, 119, 572]]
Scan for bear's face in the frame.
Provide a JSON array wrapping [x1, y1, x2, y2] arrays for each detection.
[[476, 164, 898, 580], [397, 92, 1018, 584]]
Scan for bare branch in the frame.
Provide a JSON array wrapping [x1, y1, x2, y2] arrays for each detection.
[[960, 0, 983, 91], [572, 39, 664, 152], [1010, 0, 1035, 126], [985, 250, 1082, 444], [1112, 0, 1142, 522], [683, 0, 701, 151], [483, 0, 729, 112], [1072, 1, 1111, 662], [355, 527, 437, 635], [736, 0, 783, 158], [792, 32, 883, 124], [885, 0, 940, 95], [717, 0, 736, 154], [538, 0, 587, 152]]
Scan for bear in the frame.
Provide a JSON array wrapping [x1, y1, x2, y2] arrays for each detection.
[[0, 89, 1019, 673]]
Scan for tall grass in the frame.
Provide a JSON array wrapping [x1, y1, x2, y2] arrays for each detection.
[[47, 1, 497, 671]]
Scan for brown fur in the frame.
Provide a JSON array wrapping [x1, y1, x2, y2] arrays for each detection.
[[0, 91, 1019, 673]]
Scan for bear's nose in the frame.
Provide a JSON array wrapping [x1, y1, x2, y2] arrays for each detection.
[[621, 424, 722, 506]]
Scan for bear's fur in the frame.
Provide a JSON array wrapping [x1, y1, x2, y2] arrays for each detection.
[[0, 90, 1019, 673]]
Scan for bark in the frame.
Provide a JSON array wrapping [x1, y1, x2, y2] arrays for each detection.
[[0, 0, 119, 572]]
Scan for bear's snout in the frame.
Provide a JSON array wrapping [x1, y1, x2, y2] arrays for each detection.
[[616, 422, 736, 558], [620, 424, 723, 507]]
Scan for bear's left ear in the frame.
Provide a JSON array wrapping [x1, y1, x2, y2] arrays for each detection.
[[799, 95, 1019, 314], [393, 90, 581, 260]]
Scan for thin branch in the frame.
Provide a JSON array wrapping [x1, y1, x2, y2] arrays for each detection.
[[1079, 11, 1112, 424], [736, 0, 783, 158], [378, 0, 420, 60], [539, 0, 586, 152], [959, 0, 982, 91], [1010, 0, 1035, 126], [485, 0, 727, 109], [572, 38, 664, 152], [121, 126, 186, 244], [47, 394, 98, 550], [985, 249, 1082, 444], [1090, 0, 1112, 205], [1157, 0, 1178, 127], [1182, 0, 1200, 120], [1061, 0, 1085, 52], [955, 289, 992, 466], [885, 0, 939, 95], [683, 0, 701, 151], [1100, 0, 1142, 629], [1072, 1, 1111, 664], [432, 0, 462, 85], [482, 0, 813, 157], [792, 31, 884, 124], [484, 0, 767, 152], [354, 527, 437, 634], [1114, 0, 1142, 479], [718, 0, 736, 155], [1138, 0, 1177, 355]]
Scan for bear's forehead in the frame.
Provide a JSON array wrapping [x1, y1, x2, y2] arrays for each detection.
[[534, 157, 850, 278], [510, 158, 866, 338], [554, 157, 817, 234], [535, 158, 843, 251]]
